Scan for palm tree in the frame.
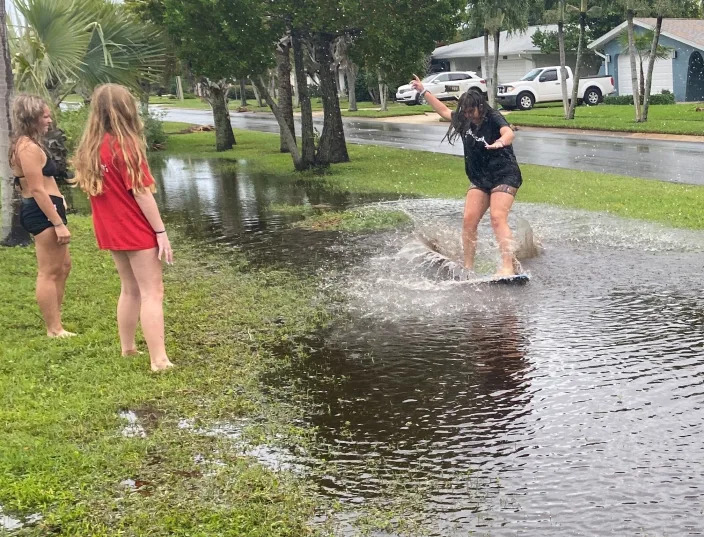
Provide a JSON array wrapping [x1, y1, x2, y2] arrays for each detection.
[[468, 0, 531, 108], [0, 0, 29, 246], [542, 0, 570, 117], [567, 0, 602, 119], [618, 0, 650, 122], [617, 30, 672, 106], [11, 0, 165, 106], [642, 0, 685, 121]]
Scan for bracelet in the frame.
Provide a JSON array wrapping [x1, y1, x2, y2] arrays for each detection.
[[420, 88, 429, 97], [52, 221, 64, 227], [154, 229, 166, 234]]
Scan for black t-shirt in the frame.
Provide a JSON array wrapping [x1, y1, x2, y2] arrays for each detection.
[[453, 108, 522, 187]]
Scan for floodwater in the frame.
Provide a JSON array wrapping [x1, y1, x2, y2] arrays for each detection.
[[151, 157, 704, 536]]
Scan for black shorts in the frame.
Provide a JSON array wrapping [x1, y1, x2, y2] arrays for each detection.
[[20, 195, 67, 236], [469, 174, 523, 195]]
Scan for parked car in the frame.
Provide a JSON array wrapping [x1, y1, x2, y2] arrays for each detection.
[[496, 66, 615, 110], [396, 71, 487, 105]]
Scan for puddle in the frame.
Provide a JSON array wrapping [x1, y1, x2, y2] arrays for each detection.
[[0, 505, 42, 532], [145, 157, 704, 536]]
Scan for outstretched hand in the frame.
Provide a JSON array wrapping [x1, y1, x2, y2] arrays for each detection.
[[485, 140, 505, 150], [410, 74, 424, 93]]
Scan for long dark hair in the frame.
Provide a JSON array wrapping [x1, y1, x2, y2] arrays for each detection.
[[442, 89, 490, 145]]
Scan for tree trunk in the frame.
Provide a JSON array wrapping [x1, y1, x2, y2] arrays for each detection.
[[0, 0, 29, 246], [642, 16, 663, 122], [276, 41, 295, 153], [316, 35, 349, 165], [207, 83, 236, 151], [176, 75, 184, 101], [291, 60, 300, 108], [291, 30, 316, 168], [568, 11, 586, 119], [254, 77, 304, 170], [378, 69, 388, 111], [639, 61, 646, 104], [347, 62, 358, 111], [557, 12, 569, 118], [492, 31, 500, 106], [368, 85, 380, 105], [627, 10, 642, 121], [251, 82, 264, 107], [484, 30, 493, 107], [239, 79, 247, 107]]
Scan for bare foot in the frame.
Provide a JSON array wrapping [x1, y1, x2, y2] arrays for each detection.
[[494, 267, 516, 278], [48, 330, 77, 338], [151, 358, 175, 372], [122, 349, 143, 357]]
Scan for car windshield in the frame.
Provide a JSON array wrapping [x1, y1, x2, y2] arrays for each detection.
[[520, 68, 543, 81]]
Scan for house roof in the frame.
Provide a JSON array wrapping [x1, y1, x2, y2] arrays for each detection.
[[432, 25, 558, 59], [589, 18, 704, 52]]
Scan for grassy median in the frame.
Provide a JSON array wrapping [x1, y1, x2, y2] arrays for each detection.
[[506, 102, 704, 136]]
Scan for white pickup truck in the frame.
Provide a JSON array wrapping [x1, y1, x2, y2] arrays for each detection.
[[496, 66, 615, 110]]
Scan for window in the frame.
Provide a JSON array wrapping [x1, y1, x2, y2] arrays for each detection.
[[521, 68, 543, 81], [539, 70, 558, 82], [450, 73, 470, 81], [434, 73, 451, 82]]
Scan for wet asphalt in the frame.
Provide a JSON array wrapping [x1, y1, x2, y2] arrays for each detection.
[[159, 107, 704, 185]]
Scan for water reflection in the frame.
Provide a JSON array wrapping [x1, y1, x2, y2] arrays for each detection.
[[147, 156, 400, 271], [282, 308, 531, 495]]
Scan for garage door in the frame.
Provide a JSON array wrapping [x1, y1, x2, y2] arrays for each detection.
[[617, 52, 673, 95], [480, 58, 533, 84]]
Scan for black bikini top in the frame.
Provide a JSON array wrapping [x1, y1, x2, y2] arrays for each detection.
[[13, 147, 58, 189]]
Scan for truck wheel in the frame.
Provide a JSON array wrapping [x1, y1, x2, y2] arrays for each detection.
[[584, 87, 601, 106], [517, 92, 534, 111], [417, 93, 427, 105]]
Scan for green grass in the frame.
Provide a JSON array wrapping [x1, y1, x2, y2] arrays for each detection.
[[165, 124, 704, 230], [507, 103, 704, 135], [0, 217, 330, 536], [294, 208, 412, 231]]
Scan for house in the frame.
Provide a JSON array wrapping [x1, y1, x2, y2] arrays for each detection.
[[588, 18, 704, 102], [431, 25, 601, 84]]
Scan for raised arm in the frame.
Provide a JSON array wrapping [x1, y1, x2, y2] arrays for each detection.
[[410, 75, 453, 121]]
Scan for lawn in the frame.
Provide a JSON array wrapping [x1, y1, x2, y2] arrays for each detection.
[[506, 102, 704, 135], [164, 125, 704, 230], [0, 217, 329, 536]]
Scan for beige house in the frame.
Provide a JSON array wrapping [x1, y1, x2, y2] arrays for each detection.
[[431, 25, 600, 84]]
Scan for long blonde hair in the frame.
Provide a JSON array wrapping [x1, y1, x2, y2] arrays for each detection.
[[73, 84, 154, 196], [9, 94, 49, 164]]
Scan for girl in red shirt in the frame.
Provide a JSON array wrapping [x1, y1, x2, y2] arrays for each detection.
[[74, 84, 174, 372]]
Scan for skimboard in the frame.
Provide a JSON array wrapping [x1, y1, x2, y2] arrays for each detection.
[[461, 273, 530, 286]]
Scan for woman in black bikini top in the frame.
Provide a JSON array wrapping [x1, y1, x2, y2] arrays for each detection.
[[9, 94, 75, 338]]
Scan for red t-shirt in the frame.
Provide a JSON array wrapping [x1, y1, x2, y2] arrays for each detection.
[[90, 133, 158, 251]]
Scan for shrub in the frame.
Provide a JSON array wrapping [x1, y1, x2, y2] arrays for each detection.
[[142, 109, 167, 149], [56, 106, 90, 154], [56, 105, 167, 153], [603, 90, 675, 106]]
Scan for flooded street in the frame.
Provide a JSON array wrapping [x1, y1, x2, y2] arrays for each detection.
[[152, 156, 704, 536]]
